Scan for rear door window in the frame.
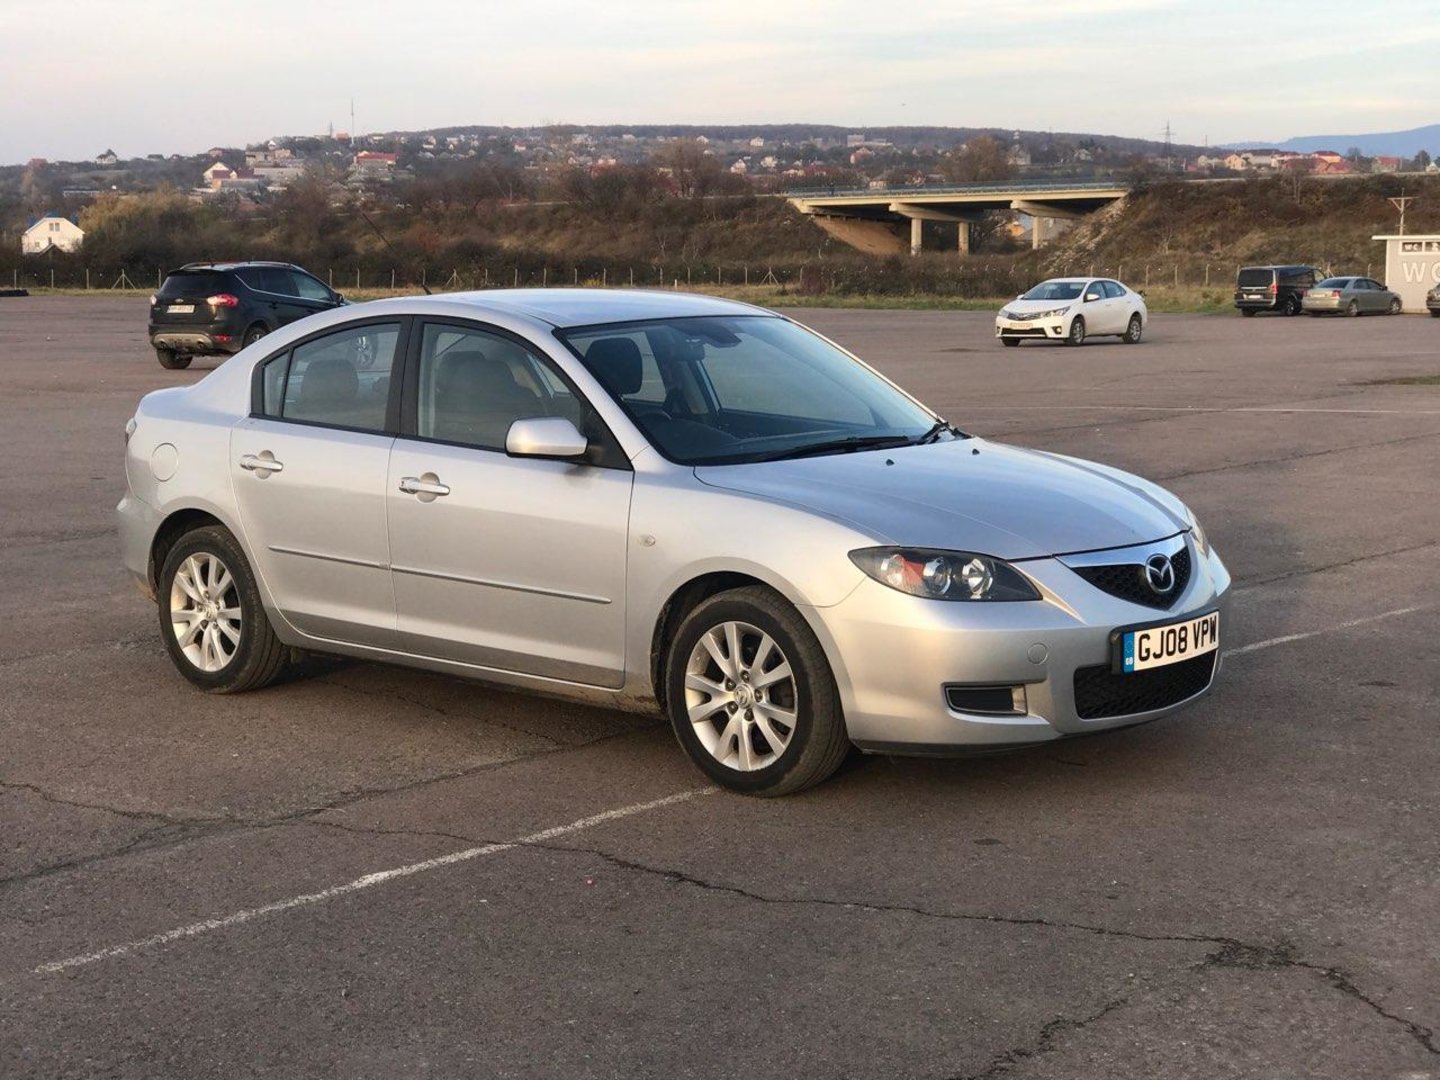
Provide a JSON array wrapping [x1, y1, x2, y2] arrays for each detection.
[[258, 322, 401, 432], [1102, 280, 1125, 299], [1237, 269, 1274, 288]]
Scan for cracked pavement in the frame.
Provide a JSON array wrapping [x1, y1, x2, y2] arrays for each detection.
[[2, 298, 1438, 1078]]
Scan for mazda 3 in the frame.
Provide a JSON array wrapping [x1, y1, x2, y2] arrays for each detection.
[[118, 290, 1229, 795]]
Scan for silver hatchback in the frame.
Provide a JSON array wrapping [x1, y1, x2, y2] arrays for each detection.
[[118, 291, 1230, 795]]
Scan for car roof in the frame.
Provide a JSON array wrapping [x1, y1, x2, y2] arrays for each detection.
[[355, 288, 771, 329], [1240, 264, 1317, 271], [173, 261, 297, 272]]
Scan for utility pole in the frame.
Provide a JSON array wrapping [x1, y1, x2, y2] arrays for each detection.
[[1388, 192, 1414, 235], [1163, 121, 1173, 172]]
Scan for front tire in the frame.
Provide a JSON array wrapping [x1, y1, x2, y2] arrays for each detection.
[[156, 347, 191, 370], [1065, 316, 1086, 346], [665, 587, 848, 796], [158, 526, 288, 693], [1388, 298, 1402, 315], [1001, 337, 1020, 348], [1121, 313, 1143, 344]]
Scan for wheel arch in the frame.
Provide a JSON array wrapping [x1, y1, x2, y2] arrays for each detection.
[[650, 571, 772, 713], [148, 507, 231, 593]]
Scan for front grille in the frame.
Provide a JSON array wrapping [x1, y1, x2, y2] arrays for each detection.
[[1072, 652, 1216, 720], [1072, 546, 1191, 609]]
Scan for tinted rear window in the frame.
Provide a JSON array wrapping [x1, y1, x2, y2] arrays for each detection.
[[158, 271, 232, 297], [1237, 268, 1275, 287]]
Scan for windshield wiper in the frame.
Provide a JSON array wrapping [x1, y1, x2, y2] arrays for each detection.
[[915, 420, 958, 445], [751, 434, 916, 462]]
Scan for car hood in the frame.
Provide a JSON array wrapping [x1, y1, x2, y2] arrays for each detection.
[[1000, 298, 1079, 315], [693, 439, 1188, 560]]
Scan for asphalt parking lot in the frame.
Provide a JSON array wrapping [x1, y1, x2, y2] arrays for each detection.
[[2, 295, 1438, 1079]]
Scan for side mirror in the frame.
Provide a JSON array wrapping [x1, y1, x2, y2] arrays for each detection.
[[1084, 292, 1101, 302], [506, 416, 588, 460], [332, 291, 347, 305]]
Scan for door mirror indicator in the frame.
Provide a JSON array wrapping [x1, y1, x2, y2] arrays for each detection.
[[506, 417, 589, 460]]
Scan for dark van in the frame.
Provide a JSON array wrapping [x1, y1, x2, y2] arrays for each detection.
[[1234, 265, 1321, 317]]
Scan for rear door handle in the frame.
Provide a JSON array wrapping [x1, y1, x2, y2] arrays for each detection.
[[398, 474, 450, 499], [239, 452, 284, 475]]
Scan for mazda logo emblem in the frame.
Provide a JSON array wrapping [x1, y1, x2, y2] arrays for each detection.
[[1145, 553, 1176, 594]]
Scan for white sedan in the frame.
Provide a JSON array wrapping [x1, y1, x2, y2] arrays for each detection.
[[996, 277, 1148, 347]]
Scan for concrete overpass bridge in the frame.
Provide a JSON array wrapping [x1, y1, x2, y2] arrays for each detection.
[[787, 179, 1130, 255]]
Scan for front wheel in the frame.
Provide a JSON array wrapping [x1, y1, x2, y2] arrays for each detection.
[[156, 347, 191, 370], [1065, 316, 1086, 346], [1001, 337, 1020, 348], [1121, 313, 1143, 344], [665, 587, 849, 796], [1388, 298, 1402, 315], [158, 526, 289, 693]]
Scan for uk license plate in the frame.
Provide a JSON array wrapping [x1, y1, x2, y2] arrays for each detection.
[[1116, 611, 1219, 673], [169, 303, 195, 313]]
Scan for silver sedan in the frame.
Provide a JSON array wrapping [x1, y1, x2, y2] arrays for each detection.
[[1301, 276, 1403, 316], [118, 290, 1230, 795]]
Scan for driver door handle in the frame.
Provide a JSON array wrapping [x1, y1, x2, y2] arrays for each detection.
[[398, 475, 450, 497], [239, 453, 284, 474]]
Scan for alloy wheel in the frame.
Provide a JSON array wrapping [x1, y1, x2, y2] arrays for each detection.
[[169, 552, 242, 672], [684, 620, 798, 771]]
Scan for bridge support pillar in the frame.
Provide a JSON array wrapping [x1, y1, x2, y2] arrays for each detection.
[[909, 217, 923, 256], [958, 220, 972, 255], [1032, 216, 1046, 249]]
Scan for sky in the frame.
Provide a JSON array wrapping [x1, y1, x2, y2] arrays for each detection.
[[4, 0, 1439, 165]]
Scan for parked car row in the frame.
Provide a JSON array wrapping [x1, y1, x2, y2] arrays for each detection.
[[1233, 263, 1405, 317]]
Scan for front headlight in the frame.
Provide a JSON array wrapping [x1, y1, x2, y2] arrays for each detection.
[[1187, 512, 1210, 556], [849, 547, 1041, 601], [1039, 306, 1072, 318], [998, 309, 1014, 319]]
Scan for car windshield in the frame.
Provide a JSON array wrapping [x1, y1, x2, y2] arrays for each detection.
[[558, 315, 954, 465], [1317, 278, 1351, 288], [1020, 281, 1085, 301]]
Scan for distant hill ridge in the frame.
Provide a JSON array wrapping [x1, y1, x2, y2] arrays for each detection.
[[1227, 123, 1440, 157]]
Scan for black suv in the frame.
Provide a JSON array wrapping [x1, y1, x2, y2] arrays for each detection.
[[1234, 264, 1321, 317], [148, 261, 346, 369]]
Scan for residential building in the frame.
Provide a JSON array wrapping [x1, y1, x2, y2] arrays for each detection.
[[21, 214, 84, 254]]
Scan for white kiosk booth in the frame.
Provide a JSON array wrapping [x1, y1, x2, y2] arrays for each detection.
[[1373, 234, 1440, 312]]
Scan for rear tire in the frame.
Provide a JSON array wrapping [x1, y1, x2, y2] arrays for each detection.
[[1430, 309, 1440, 318], [242, 323, 269, 348], [1345, 300, 1359, 318], [1001, 337, 1020, 348], [1241, 308, 1257, 318], [1121, 313, 1143, 344], [1065, 316, 1086, 346], [1284, 295, 1302, 316], [158, 526, 288, 693], [156, 347, 191, 370], [665, 587, 849, 796]]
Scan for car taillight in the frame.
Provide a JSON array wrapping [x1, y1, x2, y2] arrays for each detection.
[[149, 294, 157, 307], [207, 293, 240, 308]]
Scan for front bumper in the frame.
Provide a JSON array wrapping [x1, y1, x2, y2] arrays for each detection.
[[810, 536, 1232, 753], [995, 315, 1069, 341]]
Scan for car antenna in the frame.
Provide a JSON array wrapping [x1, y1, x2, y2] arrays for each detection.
[[357, 206, 430, 295]]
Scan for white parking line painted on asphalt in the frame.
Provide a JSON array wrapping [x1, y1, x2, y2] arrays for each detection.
[[1223, 606, 1427, 658], [962, 405, 1440, 416], [34, 786, 717, 976]]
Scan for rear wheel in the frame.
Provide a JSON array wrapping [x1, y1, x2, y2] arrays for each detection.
[[1430, 309, 1440, 318], [1065, 316, 1086, 346], [1345, 300, 1360, 318], [1284, 294, 1302, 316], [1241, 308, 1257, 318], [665, 587, 848, 796], [1001, 337, 1020, 348], [1121, 313, 1143, 344], [242, 323, 269, 348], [156, 347, 191, 370], [158, 526, 288, 693]]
